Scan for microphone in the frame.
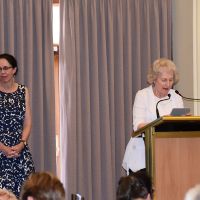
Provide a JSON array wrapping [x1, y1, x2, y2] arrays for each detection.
[[156, 94, 171, 118], [175, 90, 200, 101]]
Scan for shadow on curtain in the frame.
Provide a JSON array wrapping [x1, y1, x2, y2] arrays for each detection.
[[59, 0, 172, 199]]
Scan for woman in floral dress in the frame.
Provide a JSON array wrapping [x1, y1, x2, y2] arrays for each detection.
[[0, 53, 35, 198]]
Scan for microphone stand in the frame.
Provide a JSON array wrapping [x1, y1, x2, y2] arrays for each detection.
[[175, 90, 200, 101], [156, 94, 171, 118]]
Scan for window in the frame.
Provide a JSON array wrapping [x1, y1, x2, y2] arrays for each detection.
[[53, 2, 60, 177]]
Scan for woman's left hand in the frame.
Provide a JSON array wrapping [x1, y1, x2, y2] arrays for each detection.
[[11, 143, 24, 157]]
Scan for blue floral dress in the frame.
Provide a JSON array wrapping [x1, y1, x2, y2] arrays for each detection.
[[0, 84, 35, 198]]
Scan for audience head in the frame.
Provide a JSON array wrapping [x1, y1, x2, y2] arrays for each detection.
[[184, 184, 200, 200], [0, 188, 17, 200], [117, 169, 152, 200], [0, 53, 18, 75], [20, 172, 65, 200], [147, 58, 179, 86], [130, 169, 153, 198]]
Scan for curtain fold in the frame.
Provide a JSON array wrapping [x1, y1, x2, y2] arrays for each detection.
[[60, 0, 172, 199], [0, 0, 56, 173]]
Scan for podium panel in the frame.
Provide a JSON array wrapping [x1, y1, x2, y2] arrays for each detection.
[[155, 137, 200, 200], [133, 116, 200, 200]]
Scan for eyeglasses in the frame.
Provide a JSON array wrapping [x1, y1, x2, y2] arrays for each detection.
[[0, 66, 13, 72]]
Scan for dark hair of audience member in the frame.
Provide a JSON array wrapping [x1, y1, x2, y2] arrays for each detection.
[[117, 169, 153, 200], [130, 169, 153, 198], [116, 176, 148, 199]]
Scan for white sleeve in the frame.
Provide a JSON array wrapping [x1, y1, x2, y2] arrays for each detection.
[[132, 90, 147, 131]]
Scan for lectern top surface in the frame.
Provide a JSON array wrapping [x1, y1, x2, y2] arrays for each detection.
[[133, 116, 200, 136]]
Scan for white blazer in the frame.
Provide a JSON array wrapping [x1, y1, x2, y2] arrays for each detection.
[[122, 85, 184, 173]]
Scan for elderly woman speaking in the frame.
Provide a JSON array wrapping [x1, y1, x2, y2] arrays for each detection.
[[122, 58, 184, 173]]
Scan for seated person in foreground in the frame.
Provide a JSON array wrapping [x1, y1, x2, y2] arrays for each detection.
[[116, 170, 153, 200], [0, 188, 17, 200], [184, 184, 200, 200], [20, 172, 65, 200]]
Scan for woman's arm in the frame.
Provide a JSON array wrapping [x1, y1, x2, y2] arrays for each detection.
[[21, 87, 32, 142], [11, 87, 32, 155]]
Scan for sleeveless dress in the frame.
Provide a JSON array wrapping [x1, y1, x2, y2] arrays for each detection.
[[0, 84, 35, 198]]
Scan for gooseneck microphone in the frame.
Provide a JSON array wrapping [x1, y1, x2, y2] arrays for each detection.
[[156, 94, 171, 118], [175, 90, 200, 101]]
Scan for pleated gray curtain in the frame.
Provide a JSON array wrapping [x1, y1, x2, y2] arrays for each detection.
[[0, 0, 56, 173], [59, 0, 172, 199]]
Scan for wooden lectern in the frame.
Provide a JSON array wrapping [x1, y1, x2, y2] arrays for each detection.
[[133, 116, 200, 200]]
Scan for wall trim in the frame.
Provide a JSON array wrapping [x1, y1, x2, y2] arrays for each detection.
[[193, 0, 200, 115]]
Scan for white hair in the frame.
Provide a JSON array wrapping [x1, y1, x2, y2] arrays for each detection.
[[185, 184, 200, 200]]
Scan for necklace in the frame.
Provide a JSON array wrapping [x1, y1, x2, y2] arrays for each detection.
[[0, 80, 17, 93]]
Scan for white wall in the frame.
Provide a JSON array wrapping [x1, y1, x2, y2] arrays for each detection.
[[172, 0, 194, 114]]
